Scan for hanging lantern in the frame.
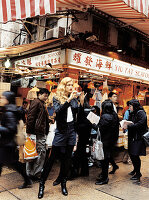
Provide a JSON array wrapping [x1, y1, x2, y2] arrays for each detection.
[[116, 88, 123, 93], [112, 89, 119, 94], [46, 80, 54, 86], [98, 85, 103, 90], [88, 82, 95, 89], [53, 81, 58, 86]]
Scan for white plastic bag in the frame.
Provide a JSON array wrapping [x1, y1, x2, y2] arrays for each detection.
[[92, 129, 104, 160], [46, 122, 56, 148]]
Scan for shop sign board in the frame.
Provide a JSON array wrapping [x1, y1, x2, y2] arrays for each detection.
[[67, 49, 149, 83], [15, 50, 65, 68]]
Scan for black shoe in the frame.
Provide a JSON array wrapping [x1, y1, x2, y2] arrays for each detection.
[[128, 170, 135, 176], [130, 174, 142, 181], [18, 179, 32, 189], [38, 182, 45, 199], [61, 180, 68, 196], [53, 177, 61, 186], [95, 178, 109, 185], [109, 165, 119, 174]]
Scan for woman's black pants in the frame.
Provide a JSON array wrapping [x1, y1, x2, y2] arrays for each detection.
[[41, 145, 74, 182], [129, 154, 141, 175], [100, 158, 109, 180]]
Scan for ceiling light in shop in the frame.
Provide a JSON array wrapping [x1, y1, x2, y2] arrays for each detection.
[[117, 49, 123, 53], [4, 58, 11, 68]]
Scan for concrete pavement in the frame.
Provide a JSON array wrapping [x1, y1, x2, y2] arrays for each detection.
[[0, 152, 149, 200]]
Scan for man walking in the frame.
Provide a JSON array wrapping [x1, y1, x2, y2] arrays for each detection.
[[26, 88, 50, 180], [108, 92, 119, 174], [108, 92, 118, 113]]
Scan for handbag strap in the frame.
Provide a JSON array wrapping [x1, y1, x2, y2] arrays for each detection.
[[96, 128, 101, 141]]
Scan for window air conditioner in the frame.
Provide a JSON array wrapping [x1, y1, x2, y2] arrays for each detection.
[[46, 27, 65, 39]]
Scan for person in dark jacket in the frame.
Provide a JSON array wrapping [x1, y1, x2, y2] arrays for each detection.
[[26, 88, 50, 180], [38, 77, 86, 199], [127, 99, 148, 181], [95, 99, 119, 185], [108, 92, 119, 174], [18, 100, 28, 123], [72, 89, 94, 178], [0, 91, 32, 189]]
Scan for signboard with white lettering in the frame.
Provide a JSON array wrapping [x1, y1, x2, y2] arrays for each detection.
[[67, 49, 149, 83], [15, 50, 65, 68]]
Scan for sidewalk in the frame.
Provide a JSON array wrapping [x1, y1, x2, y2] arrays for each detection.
[[0, 153, 149, 200]]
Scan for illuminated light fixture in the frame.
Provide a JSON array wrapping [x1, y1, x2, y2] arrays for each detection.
[[117, 49, 122, 53], [25, 76, 33, 79], [4, 58, 11, 68]]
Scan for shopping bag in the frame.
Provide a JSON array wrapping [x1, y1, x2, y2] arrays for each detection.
[[46, 122, 56, 149], [92, 139, 104, 160], [24, 134, 38, 160], [142, 131, 149, 146], [92, 129, 104, 160], [124, 132, 128, 149]]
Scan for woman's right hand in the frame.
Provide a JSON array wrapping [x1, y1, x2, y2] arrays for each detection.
[[67, 91, 77, 103]]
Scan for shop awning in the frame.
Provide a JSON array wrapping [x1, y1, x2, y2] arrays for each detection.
[[0, 0, 56, 23], [56, 0, 149, 36], [0, 38, 63, 59], [124, 0, 149, 17]]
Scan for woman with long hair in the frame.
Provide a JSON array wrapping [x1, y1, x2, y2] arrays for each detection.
[[0, 91, 32, 189], [95, 99, 119, 185], [127, 99, 148, 181], [38, 77, 85, 199]]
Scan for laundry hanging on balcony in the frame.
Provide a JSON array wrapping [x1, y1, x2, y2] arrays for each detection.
[[0, 0, 56, 23]]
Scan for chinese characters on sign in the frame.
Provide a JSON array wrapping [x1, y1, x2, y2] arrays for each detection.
[[15, 50, 65, 68], [67, 49, 149, 83]]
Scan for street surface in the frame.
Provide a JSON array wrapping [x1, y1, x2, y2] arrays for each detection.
[[0, 151, 149, 200]]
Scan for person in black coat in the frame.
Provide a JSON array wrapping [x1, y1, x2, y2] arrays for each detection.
[[72, 94, 93, 178], [38, 77, 86, 199], [127, 99, 148, 181], [0, 91, 32, 189], [95, 99, 119, 185]]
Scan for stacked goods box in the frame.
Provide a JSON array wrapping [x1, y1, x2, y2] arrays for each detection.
[[0, 82, 10, 95], [0, 82, 10, 106], [143, 106, 149, 127], [116, 127, 124, 147]]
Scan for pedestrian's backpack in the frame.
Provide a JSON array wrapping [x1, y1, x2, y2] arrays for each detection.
[[15, 120, 26, 146]]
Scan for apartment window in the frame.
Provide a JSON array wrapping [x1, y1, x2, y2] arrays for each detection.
[[117, 30, 130, 53], [92, 17, 108, 44]]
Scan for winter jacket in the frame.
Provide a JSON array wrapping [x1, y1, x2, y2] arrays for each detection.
[[99, 112, 119, 147], [128, 110, 148, 140], [0, 104, 18, 147], [128, 109, 148, 156], [53, 97, 78, 134], [26, 98, 49, 136]]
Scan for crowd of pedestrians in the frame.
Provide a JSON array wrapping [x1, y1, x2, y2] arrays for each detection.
[[0, 77, 148, 199]]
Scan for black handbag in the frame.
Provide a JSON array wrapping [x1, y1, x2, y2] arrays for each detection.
[[142, 131, 149, 146]]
